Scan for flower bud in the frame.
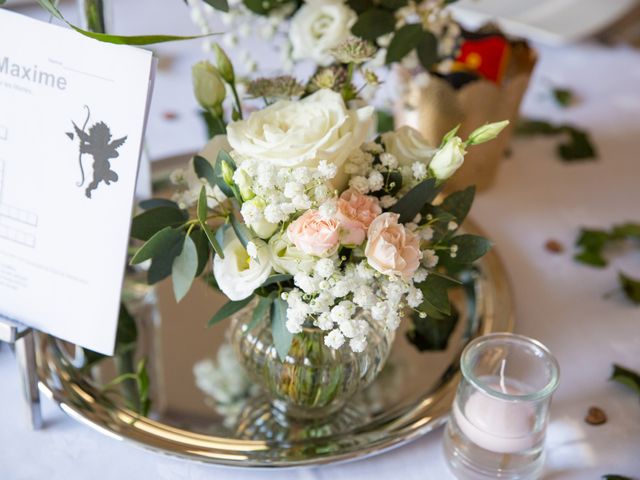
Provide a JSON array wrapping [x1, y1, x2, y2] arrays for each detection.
[[213, 44, 235, 84], [192, 61, 226, 110], [220, 160, 234, 186], [243, 197, 278, 239], [234, 169, 254, 201], [429, 136, 466, 181], [466, 120, 510, 146]]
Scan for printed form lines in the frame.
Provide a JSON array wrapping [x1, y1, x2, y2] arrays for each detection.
[[0, 158, 39, 248]]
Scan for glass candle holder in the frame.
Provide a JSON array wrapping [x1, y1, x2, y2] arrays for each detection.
[[444, 333, 559, 479]]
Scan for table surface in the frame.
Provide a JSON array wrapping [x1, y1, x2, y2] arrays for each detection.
[[1, 1, 640, 479]]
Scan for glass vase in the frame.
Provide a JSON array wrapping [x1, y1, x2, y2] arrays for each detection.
[[229, 305, 394, 420]]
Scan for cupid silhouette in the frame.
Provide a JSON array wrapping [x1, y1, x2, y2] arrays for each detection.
[[67, 106, 128, 199]]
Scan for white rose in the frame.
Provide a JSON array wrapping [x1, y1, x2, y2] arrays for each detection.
[[213, 228, 272, 301], [227, 88, 373, 188], [289, 0, 357, 67], [381, 126, 436, 167], [268, 232, 315, 275], [428, 136, 466, 181]]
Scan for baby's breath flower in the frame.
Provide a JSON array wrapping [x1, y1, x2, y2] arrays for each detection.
[[380, 195, 398, 208]]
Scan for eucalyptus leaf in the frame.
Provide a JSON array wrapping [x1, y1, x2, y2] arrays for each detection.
[[610, 363, 640, 396], [416, 31, 438, 70], [138, 198, 180, 211], [171, 235, 198, 302], [203, 0, 229, 12], [376, 109, 395, 134], [418, 274, 459, 315], [230, 215, 253, 248], [208, 295, 254, 326], [197, 185, 208, 224], [130, 207, 188, 241], [351, 9, 395, 41], [271, 297, 292, 361], [190, 228, 210, 277], [387, 177, 439, 223], [131, 227, 183, 265], [406, 306, 459, 351], [245, 293, 274, 334], [385, 24, 424, 64], [439, 186, 475, 224], [194, 156, 216, 191], [552, 87, 573, 108], [261, 274, 293, 288], [37, 0, 216, 45], [201, 222, 225, 258], [574, 228, 609, 267], [448, 234, 492, 264], [147, 232, 185, 284]]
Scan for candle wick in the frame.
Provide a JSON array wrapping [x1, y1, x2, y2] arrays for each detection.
[[499, 358, 507, 393]]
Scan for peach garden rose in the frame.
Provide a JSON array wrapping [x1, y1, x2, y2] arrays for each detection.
[[336, 189, 382, 245], [287, 210, 341, 257], [365, 212, 422, 281]]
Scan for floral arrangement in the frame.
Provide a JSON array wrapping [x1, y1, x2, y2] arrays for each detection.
[[129, 45, 507, 360], [187, 0, 461, 76]]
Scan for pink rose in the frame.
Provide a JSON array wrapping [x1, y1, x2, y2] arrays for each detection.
[[287, 210, 340, 257], [365, 212, 421, 280], [336, 189, 382, 245]]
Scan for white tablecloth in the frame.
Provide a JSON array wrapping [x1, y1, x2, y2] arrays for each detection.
[[1, 1, 640, 478]]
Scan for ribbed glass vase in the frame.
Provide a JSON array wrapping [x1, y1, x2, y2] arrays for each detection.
[[229, 305, 394, 420]]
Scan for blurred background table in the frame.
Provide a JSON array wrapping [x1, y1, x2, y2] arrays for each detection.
[[1, 1, 640, 478]]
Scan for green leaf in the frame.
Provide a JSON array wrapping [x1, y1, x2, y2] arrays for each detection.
[[194, 156, 216, 191], [611, 222, 640, 240], [448, 234, 492, 264], [130, 207, 188, 241], [619, 272, 640, 305], [406, 306, 459, 351], [213, 150, 237, 199], [230, 215, 253, 248], [131, 227, 183, 265], [602, 475, 634, 480], [135, 358, 151, 416], [381, 170, 403, 196], [574, 228, 609, 268], [552, 87, 573, 108], [440, 186, 475, 224], [418, 274, 459, 315], [197, 185, 208, 224], [351, 9, 396, 41], [114, 303, 138, 355], [200, 110, 226, 138], [208, 295, 254, 327], [416, 31, 438, 71], [376, 109, 395, 134], [245, 293, 274, 334], [385, 24, 424, 64], [610, 364, 640, 396], [190, 228, 210, 277], [171, 235, 198, 302], [202, 222, 225, 258], [203, 0, 229, 12], [261, 274, 293, 288], [271, 297, 292, 361], [147, 232, 185, 284], [347, 0, 373, 14], [378, 0, 408, 8], [558, 128, 596, 161], [37, 0, 216, 45], [138, 198, 180, 211], [387, 177, 439, 223]]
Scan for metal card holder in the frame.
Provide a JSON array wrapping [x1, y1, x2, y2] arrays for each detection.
[[0, 318, 42, 429]]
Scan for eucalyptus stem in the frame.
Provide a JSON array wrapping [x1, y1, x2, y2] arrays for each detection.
[[230, 83, 244, 120]]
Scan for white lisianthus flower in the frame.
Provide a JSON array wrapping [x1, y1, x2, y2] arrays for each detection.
[[268, 232, 315, 275], [289, 0, 357, 67], [429, 136, 466, 181], [227, 89, 373, 189], [213, 228, 272, 301], [381, 126, 436, 167]]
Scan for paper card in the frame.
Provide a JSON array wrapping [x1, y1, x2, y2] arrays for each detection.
[[0, 9, 155, 355]]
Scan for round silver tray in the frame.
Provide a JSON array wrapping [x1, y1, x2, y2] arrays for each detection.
[[36, 219, 513, 468]]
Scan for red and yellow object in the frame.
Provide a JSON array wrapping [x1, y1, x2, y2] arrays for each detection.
[[453, 36, 511, 84]]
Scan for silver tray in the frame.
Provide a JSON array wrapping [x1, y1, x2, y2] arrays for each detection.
[[36, 217, 513, 468]]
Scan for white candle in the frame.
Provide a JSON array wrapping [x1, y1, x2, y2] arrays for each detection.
[[453, 377, 540, 454]]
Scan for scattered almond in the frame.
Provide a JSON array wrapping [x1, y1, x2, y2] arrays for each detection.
[[585, 406, 607, 425], [545, 239, 564, 254]]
